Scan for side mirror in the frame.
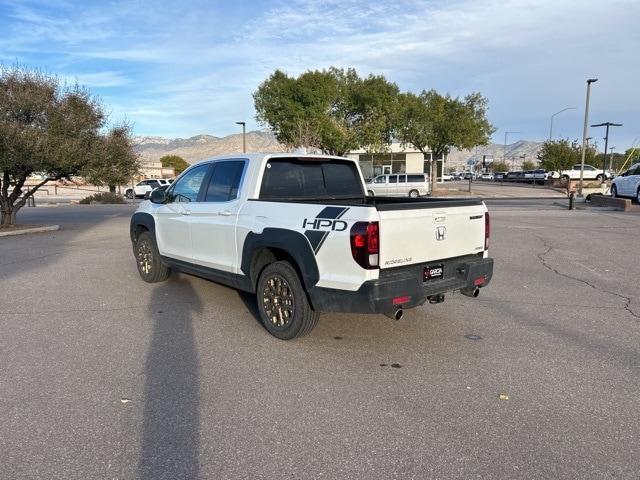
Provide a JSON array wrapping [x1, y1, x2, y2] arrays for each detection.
[[150, 188, 168, 204]]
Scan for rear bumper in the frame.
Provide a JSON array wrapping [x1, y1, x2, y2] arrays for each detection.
[[308, 256, 493, 314]]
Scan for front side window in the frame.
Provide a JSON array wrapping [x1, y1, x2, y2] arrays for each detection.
[[374, 176, 386, 184], [169, 163, 210, 203]]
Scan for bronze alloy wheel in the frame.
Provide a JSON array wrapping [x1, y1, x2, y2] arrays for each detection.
[[257, 261, 319, 340]]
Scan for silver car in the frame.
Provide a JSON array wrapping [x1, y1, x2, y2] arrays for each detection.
[[611, 162, 640, 202]]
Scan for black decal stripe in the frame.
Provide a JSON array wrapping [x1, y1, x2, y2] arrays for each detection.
[[304, 231, 329, 253], [317, 206, 349, 219], [313, 231, 330, 254]]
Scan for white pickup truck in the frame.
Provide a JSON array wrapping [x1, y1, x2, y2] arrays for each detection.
[[551, 164, 611, 182], [130, 152, 493, 339]]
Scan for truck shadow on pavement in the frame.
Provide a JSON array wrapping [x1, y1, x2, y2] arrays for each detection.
[[139, 276, 203, 480]]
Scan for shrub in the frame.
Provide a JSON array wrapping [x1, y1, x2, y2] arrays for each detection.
[[79, 192, 127, 204]]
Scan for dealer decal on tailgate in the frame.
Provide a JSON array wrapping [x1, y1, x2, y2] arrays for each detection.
[[424, 263, 444, 281]]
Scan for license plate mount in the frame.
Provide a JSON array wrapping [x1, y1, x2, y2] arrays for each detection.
[[424, 263, 444, 282]]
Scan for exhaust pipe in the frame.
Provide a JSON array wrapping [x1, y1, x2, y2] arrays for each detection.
[[384, 309, 404, 321], [461, 287, 480, 298]]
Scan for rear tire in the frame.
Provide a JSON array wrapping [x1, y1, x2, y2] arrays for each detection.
[[409, 189, 419, 198], [135, 231, 171, 283], [256, 261, 319, 340]]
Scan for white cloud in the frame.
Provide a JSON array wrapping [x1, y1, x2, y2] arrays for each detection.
[[2, 0, 639, 147]]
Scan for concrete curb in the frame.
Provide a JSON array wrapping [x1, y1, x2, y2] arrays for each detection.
[[0, 224, 60, 237]]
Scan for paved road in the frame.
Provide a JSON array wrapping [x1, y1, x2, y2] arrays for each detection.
[[1, 203, 639, 479]]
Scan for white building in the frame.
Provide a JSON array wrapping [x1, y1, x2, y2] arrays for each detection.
[[345, 142, 446, 181]]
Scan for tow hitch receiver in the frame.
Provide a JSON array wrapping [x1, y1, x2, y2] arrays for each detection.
[[428, 293, 445, 304]]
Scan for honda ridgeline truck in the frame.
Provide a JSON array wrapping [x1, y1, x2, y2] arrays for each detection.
[[130, 152, 493, 340]]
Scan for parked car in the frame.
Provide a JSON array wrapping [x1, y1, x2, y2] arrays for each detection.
[[143, 183, 170, 200], [367, 173, 431, 197], [440, 173, 453, 181], [610, 162, 640, 202], [493, 172, 507, 181], [550, 165, 611, 182], [507, 171, 525, 182], [124, 179, 173, 199], [533, 169, 548, 181], [480, 173, 494, 181]]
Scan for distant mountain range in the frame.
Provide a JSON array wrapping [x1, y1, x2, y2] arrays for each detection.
[[133, 130, 543, 171]]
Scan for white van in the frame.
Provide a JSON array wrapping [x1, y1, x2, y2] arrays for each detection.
[[366, 173, 431, 197]]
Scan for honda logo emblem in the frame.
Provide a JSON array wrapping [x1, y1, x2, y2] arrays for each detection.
[[436, 226, 446, 241]]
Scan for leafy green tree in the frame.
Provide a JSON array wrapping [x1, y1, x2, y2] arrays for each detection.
[[160, 155, 189, 176], [490, 161, 510, 173], [0, 64, 137, 226], [615, 147, 640, 173], [394, 89, 495, 191], [253, 67, 399, 155], [521, 159, 537, 171], [81, 122, 140, 192], [537, 139, 597, 173]]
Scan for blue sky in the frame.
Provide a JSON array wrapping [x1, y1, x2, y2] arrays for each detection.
[[2, 0, 639, 152]]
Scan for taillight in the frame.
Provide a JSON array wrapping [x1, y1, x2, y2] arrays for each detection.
[[485, 212, 490, 250], [350, 221, 380, 269]]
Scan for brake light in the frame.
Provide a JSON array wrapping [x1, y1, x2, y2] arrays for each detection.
[[350, 221, 380, 269], [485, 212, 490, 250]]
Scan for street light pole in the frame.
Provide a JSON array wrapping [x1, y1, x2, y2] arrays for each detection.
[[236, 121, 246, 153], [591, 122, 622, 184], [578, 78, 598, 199], [504, 131, 521, 168], [608, 146, 615, 171], [550, 107, 576, 140]]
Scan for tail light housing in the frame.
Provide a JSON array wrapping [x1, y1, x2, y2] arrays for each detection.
[[485, 212, 490, 250], [350, 221, 379, 269]]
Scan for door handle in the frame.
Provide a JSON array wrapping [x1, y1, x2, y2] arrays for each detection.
[[181, 210, 191, 216], [219, 210, 232, 216]]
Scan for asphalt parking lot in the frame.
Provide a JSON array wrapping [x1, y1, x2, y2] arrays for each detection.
[[1, 199, 639, 479]]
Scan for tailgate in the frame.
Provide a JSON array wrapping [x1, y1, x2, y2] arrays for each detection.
[[376, 200, 488, 269]]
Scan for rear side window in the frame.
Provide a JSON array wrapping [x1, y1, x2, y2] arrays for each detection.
[[204, 160, 245, 202], [407, 174, 426, 183], [260, 158, 363, 199]]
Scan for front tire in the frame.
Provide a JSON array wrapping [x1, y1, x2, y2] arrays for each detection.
[[256, 261, 319, 340], [135, 231, 171, 283], [125, 190, 133, 199], [611, 185, 618, 198]]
